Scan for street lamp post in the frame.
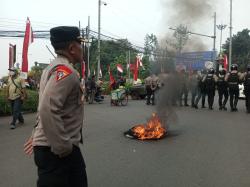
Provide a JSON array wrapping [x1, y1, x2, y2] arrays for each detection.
[[97, 0, 107, 80], [229, 0, 233, 69], [216, 24, 227, 54]]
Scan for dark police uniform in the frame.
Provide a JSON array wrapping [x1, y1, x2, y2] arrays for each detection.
[[244, 71, 250, 113], [204, 72, 217, 110], [179, 71, 189, 106], [145, 76, 152, 105], [217, 73, 228, 110], [32, 27, 87, 187], [225, 70, 243, 111]]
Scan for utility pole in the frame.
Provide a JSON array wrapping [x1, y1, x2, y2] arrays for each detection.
[[213, 12, 217, 62], [87, 16, 90, 78], [97, 0, 101, 80], [216, 24, 227, 54], [128, 50, 131, 79], [97, 0, 107, 80], [229, 0, 233, 69]]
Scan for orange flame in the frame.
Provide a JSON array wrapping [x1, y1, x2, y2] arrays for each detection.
[[132, 113, 166, 140]]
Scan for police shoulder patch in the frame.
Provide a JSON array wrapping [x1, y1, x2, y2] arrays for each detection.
[[56, 65, 72, 81]]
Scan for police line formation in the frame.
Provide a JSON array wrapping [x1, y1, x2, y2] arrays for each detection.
[[144, 64, 250, 113]]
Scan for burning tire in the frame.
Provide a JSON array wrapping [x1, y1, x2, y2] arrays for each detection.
[[124, 113, 167, 140]]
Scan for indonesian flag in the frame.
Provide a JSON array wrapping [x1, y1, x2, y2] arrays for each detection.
[[108, 65, 116, 88], [22, 17, 34, 75], [9, 44, 16, 69], [116, 64, 123, 73], [223, 54, 228, 71], [134, 57, 139, 81], [137, 53, 145, 70]]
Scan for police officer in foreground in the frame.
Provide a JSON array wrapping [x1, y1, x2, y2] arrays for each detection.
[[24, 26, 87, 187], [217, 68, 228, 110], [244, 65, 250, 113], [203, 68, 217, 110], [225, 64, 244, 112]]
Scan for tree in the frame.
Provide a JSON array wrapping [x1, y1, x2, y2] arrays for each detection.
[[89, 38, 138, 80], [144, 34, 158, 57], [28, 65, 43, 83], [223, 29, 250, 71]]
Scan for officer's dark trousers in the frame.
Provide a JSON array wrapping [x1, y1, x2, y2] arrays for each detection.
[[229, 88, 239, 110], [151, 90, 156, 105], [218, 89, 228, 107], [195, 88, 206, 107], [245, 90, 250, 112], [34, 146, 88, 187], [10, 97, 24, 125], [201, 91, 206, 107], [179, 88, 188, 106], [207, 90, 215, 109], [191, 87, 197, 106], [146, 86, 152, 104]]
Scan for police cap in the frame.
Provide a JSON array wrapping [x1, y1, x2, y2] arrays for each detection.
[[50, 26, 85, 46]]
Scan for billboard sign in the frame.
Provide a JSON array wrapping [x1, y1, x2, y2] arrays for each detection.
[[176, 51, 217, 71]]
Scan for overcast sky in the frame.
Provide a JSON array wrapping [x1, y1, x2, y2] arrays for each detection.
[[1, 0, 249, 77]]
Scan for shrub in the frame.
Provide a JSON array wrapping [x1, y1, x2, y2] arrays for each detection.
[[0, 88, 38, 116]]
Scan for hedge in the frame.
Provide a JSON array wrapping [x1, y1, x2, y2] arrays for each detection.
[[0, 88, 39, 116]]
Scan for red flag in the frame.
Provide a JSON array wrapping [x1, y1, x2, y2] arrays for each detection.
[[223, 54, 228, 71], [133, 57, 139, 81], [9, 44, 16, 69], [22, 17, 34, 74], [129, 64, 135, 71], [108, 65, 116, 88], [116, 64, 123, 73]]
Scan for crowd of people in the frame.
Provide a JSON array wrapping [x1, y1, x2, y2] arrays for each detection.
[[145, 64, 250, 113]]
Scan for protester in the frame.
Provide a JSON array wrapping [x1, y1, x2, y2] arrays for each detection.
[[6, 67, 27, 129]]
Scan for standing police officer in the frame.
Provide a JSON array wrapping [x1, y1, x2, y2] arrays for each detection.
[[145, 75, 152, 105], [151, 74, 159, 105], [190, 70, 198, 107], [225, 64, 243, 112], [203, 68, 217, 110], [179, 69, 189, 107], [24, 26, 87, 187], [244, 65, 250, 113], [217, 69, 228, 110]]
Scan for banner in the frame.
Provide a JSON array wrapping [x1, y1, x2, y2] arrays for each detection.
[[108, 65, 116, 88], [9, 44, 16, 69], [22, 17, 34, 77]]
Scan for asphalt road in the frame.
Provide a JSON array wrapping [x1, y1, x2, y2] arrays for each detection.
[[0, 96, 250, 187]]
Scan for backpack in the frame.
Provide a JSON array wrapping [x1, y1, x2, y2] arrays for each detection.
[[217, 75, 227, 89], [205, 74, 215, 90], [228, 72, 239, 90], [244, 73, 250, 89]]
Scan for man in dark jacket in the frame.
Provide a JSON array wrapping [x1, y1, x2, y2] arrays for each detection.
[[225, 64, 244, 112], [244, 65, 250, 113], [203, 68, 217, 110], [217, 69, 228, 110]]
